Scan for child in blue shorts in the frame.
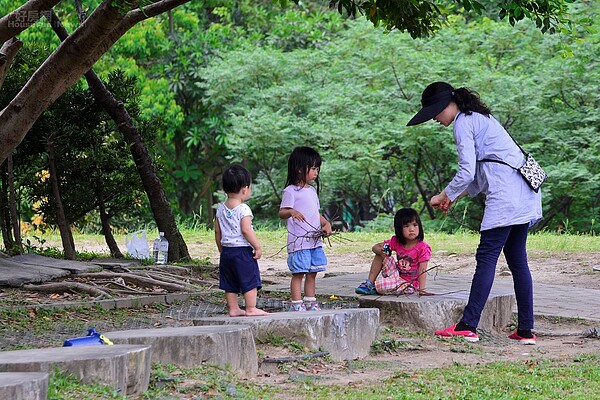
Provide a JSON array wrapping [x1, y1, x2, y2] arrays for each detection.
[[279, 147, 332, 311], [215, 165, 268, 317]]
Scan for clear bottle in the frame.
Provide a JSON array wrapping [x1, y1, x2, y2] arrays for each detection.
[[152, 232, 169, 265]]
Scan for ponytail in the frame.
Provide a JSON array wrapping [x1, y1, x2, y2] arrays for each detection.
[[453, 88, 491, 116]]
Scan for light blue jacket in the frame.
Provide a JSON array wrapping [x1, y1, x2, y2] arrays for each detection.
[[445, 112, 543, 231]]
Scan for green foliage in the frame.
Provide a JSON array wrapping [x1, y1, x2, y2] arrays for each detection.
[[285, 0, 571, 38], [200, 3, 600, 233]]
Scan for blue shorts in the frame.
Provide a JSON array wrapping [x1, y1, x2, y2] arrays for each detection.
[[287, 247, 327, 274], [219, 246, 262, 294]]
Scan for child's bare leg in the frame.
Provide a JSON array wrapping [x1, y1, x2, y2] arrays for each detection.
[[242, 288, 268, 316], [290, 273, 304, 301], [303, 272, 318, 297], [368, 254, 385, 282], [226, 292, 246, 317]]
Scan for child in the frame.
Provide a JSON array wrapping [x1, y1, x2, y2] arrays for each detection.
[[215, 165, 268, 317], [355, 208, 432, 296], [279, 146, 332, 311]]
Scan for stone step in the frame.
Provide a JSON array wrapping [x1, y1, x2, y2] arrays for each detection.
[[193, 308, 380, 361], [0, 372, 48, 400], [104, 325, 258, 377], [358, 290, 514, 332], [0, 344, 151, 396]]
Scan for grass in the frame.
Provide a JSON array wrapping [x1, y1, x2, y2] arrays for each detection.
[[48, 369, 127, 400], [21, 229, 600, 263], [300, 354, 600, 399], [0, 303, 168, 351], [50, 354, 600, 399]]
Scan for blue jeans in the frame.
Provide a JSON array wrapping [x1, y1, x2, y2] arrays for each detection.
[[461, 223, 534, 330]]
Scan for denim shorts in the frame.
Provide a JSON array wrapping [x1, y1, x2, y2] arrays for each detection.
[[287, 247, 327, 274]]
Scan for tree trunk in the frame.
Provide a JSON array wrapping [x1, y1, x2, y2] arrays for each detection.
[[49, 11, 190, 262], [0, 0, 193, 165], [7, 154, 22, 253], [95, 180, 123, 258], [47, 140, 75, 259], [0, 162, 15, 252]]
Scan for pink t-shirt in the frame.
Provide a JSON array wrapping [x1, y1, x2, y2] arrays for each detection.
[[280, 185, 322, 253], [385, 236, 432, 287]]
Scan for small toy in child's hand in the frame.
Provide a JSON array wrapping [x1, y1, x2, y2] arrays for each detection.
[[383, 243, 392, 256]]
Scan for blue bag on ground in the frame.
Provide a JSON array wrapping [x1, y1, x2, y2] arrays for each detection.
[[63, 328, 113, 346]]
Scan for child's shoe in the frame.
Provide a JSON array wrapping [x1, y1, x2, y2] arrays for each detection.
[[508, 331, 536, 345], [289, 302, 306, 312], [355, 279, 377, 295], [435, 324, 479, 342], [306, 301, 321, 311]]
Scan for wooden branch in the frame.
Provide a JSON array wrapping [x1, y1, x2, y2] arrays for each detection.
[[77, 271, 186, 292], [143, 269, 205, 285], [23, 282, 111, 299], [128, 265, 192, 275]]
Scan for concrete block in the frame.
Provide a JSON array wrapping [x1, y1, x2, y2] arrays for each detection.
[[10, 254, 102, 274], [359, 290, 514, 333], [0, 345, 151, 396], [193, 308, 380, 361], [0, 372, 48, 400], [0, 258, 70, 287], [104, 325, 258, 377]]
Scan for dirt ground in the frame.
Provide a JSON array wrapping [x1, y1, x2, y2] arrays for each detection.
[[255, 248, 600, 290], [247, 249, 600, 387], [253, 314, 599, 389]]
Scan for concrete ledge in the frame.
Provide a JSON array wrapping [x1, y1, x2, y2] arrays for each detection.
[[0, 372, 48, 400], [104, 325, 258, 377], [0, 258, 70, 287], [193, 308, 380, 361], [358, 290, 514, 333], [10, 254, 102, 274], [0, 293, 197, 312], [0, 345, 151, 396]]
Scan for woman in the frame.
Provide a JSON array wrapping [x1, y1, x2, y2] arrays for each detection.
[[407, 81, 542, 344]]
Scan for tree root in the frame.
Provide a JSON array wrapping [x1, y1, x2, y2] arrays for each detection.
[[23, 282, 111, 299]]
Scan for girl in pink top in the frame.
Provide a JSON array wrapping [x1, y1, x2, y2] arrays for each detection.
[[355, 208, 432, 296]]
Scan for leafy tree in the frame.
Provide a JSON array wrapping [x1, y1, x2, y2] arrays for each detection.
[[201, 3, 599, 233]]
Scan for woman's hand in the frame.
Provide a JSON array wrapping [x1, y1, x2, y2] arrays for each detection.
[[430, 192, 451, 213]]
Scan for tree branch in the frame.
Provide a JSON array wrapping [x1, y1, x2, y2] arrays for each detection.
[[0, 38, 23, 104], [0, 0, 61, 43]]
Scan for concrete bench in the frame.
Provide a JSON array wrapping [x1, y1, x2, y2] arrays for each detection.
[[0, 344, 151, 396], [264, 274, 515, 333], [0, 372, 48, 400], [359, 289, 514, 333], [104, 325, 258, 377], [193, 308, 380, 361]]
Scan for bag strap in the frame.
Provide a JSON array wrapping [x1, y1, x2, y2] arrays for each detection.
[[477, 158, 518, 170]]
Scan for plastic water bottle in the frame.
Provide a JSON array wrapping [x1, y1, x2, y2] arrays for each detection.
[[153, 232, 169, 265]]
